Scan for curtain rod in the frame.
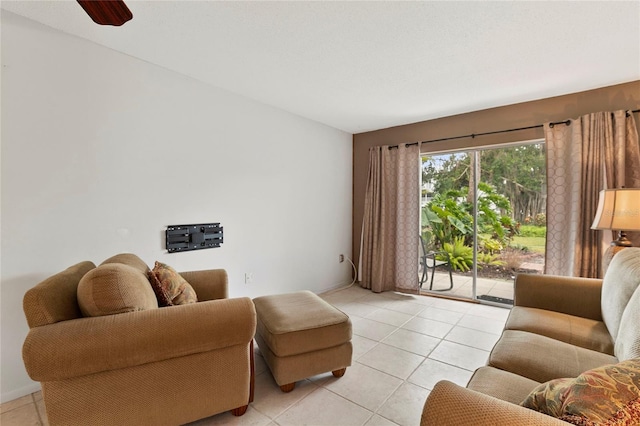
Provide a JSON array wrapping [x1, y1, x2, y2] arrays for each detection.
[[387, 108, 640, 150]]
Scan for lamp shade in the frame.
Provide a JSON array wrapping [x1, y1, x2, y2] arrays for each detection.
[[591, 188, 640, 231]]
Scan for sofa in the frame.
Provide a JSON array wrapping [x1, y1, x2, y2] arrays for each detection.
[[421, 247, 640, 425], [22, 253, 256, 426]]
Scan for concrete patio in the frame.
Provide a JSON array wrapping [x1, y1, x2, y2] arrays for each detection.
[[421, 272, 516, 304]]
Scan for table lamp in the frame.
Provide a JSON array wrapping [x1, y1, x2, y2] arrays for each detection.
[[591, 188, 640, 268]]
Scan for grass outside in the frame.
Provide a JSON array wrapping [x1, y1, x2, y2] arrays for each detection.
[[511, 235, 545, 254]]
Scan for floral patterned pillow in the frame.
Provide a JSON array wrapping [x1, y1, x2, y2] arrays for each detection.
[[521, 358, 640, 425], [148, 261, 198, 306]]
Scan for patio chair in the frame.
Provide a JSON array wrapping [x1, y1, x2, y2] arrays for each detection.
[[419, 235, 454, 291]]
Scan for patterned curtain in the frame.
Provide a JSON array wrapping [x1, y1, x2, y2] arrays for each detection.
[[545, 110, 640, 278], [361, 143, 420, 293]]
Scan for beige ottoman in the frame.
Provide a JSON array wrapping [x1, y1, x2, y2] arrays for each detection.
[[253, 291, 352, 392]]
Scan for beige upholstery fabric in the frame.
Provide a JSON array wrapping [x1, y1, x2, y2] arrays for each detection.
[[41, 346, 251, 426], [22, 259, 256, 425], [23, 261, 96, 328], [77, 263, 158, 317], [253, 291, 352, 386], [505, 306, 614, 355], [255, 334, 352, 386], [489, 330, 617, 383], [467, 366, 541, 405], [514, 273, 603, 320], [180, 269, 228, 301], [601, 248, 640, 341], [100, 253, 150, 274], [23, 297, 256, 381], [254, 291, 352, 356], [421, 381, 566, 426], [615, 285, 640, 360]]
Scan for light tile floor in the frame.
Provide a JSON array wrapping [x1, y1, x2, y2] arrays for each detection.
[[1, 285, 510, 426]]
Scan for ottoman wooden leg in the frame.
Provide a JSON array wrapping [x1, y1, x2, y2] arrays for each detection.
[[231, 405, 248, 416], [280, 382, 296, 393], [332, 368, 347, 378]]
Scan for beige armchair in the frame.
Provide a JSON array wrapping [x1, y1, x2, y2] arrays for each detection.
[[421, 248, 640, 425], [22, 255, 256, 426]]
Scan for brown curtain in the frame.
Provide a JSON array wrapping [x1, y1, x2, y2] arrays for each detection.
[[361, 143, 420, 293], [545, 110, 640, 278]]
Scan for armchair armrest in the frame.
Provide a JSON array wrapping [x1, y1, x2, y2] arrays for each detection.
[[421, 381, 566, 426], [180, 268, 228, 301], [514, 273, 602, 321], [23, 297, 256, 382]]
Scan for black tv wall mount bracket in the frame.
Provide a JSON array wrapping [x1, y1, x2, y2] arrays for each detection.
[[166, 223, 223, 253]]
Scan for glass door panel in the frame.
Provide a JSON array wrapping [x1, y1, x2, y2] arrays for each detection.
[[420, 151, 476, 300], [420, 142, 546, 306]]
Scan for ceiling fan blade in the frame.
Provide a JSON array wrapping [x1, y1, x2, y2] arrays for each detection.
[[77, 0, 132, 26]]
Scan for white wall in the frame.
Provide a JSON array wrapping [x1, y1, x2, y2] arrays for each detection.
[[0, 12, 353, 402]]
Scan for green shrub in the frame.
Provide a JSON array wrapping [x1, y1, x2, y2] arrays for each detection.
[[508, 243, 530, 253], [440, 236, 473, 272], [519, 225, 546, 238], [423, 183, 514, 250], [478, 252, 505, 268], [479, 236, 503, 254]]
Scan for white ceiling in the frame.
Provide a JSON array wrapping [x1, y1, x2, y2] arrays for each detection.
[[2, 1, 639, 134]]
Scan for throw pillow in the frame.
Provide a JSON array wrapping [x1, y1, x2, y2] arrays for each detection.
[[148, 261, 198, 306], [100, 253, 151, 274], [521, 358, 640, 425], [77, 263, 158, 317]]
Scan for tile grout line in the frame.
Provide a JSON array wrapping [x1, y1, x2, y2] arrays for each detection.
[[318, 375, 402, 426]]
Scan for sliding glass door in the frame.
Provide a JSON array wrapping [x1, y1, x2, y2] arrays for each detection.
[[419, 141, 546, 306]]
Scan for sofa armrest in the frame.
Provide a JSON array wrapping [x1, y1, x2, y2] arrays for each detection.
[[514, 273, 603, 321], [23, 297, 256, 382], [180, 269, 228, 301], [421, 381, 566, 426]]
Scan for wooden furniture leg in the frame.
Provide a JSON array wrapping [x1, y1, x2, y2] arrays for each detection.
[[332, 368, 347, 378], [280, 382, 296, 393], [231, 406, 248, 416]]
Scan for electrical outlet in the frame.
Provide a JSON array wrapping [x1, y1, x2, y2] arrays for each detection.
[[244, 273, 254, 284], [339, 254, 344, 263]]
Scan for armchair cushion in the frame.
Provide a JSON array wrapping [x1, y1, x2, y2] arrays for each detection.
[[505, 306, 614, 355], [149, 261, 198, 306], [616, 285, 640, 360], [489, 330, 617, 383], [521, 358, 640, 425], [100, 253, 150, 274], [601, 248, 640, 342], [77, 263, 158, 317]]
